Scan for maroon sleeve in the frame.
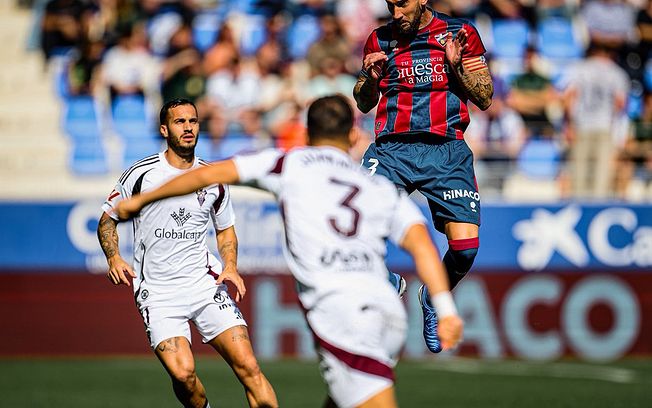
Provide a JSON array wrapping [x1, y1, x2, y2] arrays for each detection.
[[463, 23, 486, 57], [363, 30, 381, 57]]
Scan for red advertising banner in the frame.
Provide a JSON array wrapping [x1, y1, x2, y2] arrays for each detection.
[[1, 271, 650, 361]]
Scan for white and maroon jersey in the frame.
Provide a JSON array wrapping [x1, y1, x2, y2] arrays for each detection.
[[102, 152, 235, 298], [233, 146, 426, 309]]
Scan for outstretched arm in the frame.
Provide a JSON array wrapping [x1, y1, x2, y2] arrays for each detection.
[[400, 223, 464, 350], [445, 29, 493, 111], [97, 212, 135, 286], [115, 160, 240, 220]]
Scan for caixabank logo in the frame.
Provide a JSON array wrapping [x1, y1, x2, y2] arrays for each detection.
[[512, 205, 652, 270]]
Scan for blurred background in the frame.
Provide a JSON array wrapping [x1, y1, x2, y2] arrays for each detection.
[[0, 0, 651, 406]]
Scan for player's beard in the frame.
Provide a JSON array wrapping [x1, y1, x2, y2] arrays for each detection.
[[396, 6, 423, 36], [168, 132, 196, 159]]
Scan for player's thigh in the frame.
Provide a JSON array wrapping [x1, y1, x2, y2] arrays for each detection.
[[154, 336, 196, 379], [207, 324, 256, 369], [421, 139, 481, 233]]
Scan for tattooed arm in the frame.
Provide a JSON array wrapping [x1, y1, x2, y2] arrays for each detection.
[[445, 29, 494, 111], [97, 212, 135, 286], [353, 51, 387, 113], [215, 225, 246, 301], [453, 63, 493, 111]]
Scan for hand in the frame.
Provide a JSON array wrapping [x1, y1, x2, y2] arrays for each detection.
[[445, 29, 468, 68], [107, 256, 136, 286], [216, 265, 246, 302], [438, 315, 464, 351], [362, 51, 388, 81], [114, 197, 143, 220]]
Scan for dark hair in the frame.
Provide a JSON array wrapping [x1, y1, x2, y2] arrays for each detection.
[[307, 94, 353, 142], [159, 98, 197, 125]]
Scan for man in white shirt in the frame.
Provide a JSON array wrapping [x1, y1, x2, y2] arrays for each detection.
[[97, 99, 278, 408], [563, 42, 630, 198], [114, 95, 464, 408]]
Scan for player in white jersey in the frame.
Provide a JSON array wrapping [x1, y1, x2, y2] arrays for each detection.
[[97, 99, 278, 408], [114, 95, 464, 408]]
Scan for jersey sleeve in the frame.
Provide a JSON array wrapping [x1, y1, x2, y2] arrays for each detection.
[[210, 184, 236, 231], [387, 191, 427, 246], [363, 30, 381, 57], [462, 22, 487, 58], [101, 179, 132, 221], [232, 148, 285, 195]]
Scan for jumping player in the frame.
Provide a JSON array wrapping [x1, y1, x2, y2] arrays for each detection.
[[354, 0, 493, 353]]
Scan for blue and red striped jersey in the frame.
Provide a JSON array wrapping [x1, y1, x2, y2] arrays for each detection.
[[363, 11, 487, 140]]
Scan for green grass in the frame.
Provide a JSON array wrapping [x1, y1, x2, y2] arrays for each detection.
[[0, 357, 650, 407]]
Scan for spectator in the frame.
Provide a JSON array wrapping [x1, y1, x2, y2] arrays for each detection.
[[100, 21, 160, 102], [506, 47, 561, 138], [304, 56, 356, 102], [616, 89, 652, 200], [306, 14, 352, 76], [562, 42, 630, 199], [204, 54, 261, 133], [41, 0, 85, 61], [202, 22, 239, 77], [161, 24, 205, 103], [67, 38, 105, 96], [466, 78, 527, 192]]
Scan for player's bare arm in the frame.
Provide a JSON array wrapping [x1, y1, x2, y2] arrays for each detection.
[[445, 29, 493, 111], [115, 160, 241, 220], [353, 51, 387, 113], [400, 223, 464, 350], [97, 212, 136, 286], [215, 225, 246, 302]]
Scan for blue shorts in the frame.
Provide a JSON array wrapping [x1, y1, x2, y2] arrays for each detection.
[[362, 134, 480, 233]]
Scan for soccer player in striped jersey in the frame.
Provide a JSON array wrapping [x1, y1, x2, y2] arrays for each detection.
[[353, 0, 493, 353], [114, 95, 463, 408], [97, 98, 278, 408]]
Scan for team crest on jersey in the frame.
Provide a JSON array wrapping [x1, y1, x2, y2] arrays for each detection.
[[196, 188, 206, 206], [171, 208, 192, 227], [435, 32, 448, 47]]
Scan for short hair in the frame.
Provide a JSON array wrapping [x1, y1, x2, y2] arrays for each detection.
[[307, 94, 353, 142], [159, 98, 197, 125]]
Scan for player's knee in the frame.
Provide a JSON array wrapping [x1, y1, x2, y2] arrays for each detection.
[[169, 364, 199, 389], [444, 237, 479, 277], [232, 355, 263, 381]]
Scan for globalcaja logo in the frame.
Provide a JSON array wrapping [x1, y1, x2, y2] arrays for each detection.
[[171, 208, 191, 227]]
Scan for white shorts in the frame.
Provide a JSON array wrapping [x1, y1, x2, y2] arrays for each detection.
[[306, 281, 407, 408], [137, 284, 247, 349]]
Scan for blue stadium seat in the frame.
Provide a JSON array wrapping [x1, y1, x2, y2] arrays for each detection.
[[122, 136, 164, 166], [195, 133, 215, 161], [192, 11, 222, 53], [517, 139, 561, 179], [536, 17, 583, 60], [491, 19, 529, 59], [62, 96, 100, 141], [111, 95, 153, 140], [240, 15, 268, 56], [287, 14, 321, 60], [70, 139, 108, 175]]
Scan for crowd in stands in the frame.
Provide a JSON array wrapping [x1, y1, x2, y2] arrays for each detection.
[[31, 0, 652, 201]]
